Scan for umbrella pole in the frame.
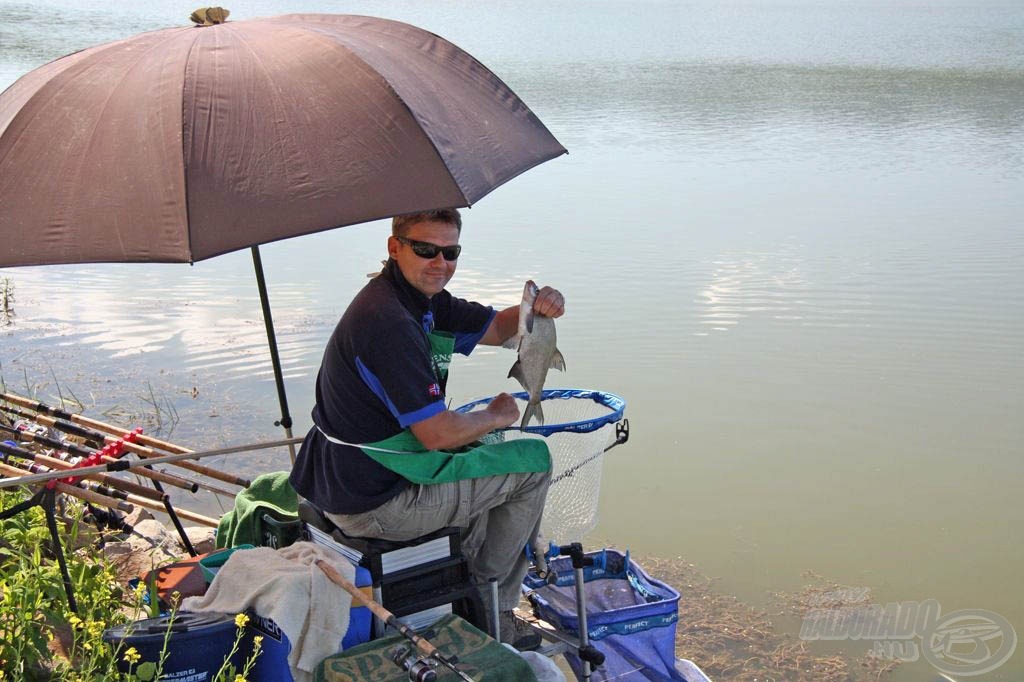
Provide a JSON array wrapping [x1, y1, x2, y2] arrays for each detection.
[[251, 246, 297, 465]]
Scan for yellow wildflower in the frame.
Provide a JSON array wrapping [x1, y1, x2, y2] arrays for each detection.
[[134, 583, 148, 601], [252, 635, 264, 650], [234, 676, 247, 682], [123, 647, 142, 664], [234, 613, 250, 629], [86, 620, 105, 638], [68, 614, 83, 629]]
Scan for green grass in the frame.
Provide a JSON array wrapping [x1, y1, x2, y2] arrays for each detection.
[[0, 488, 259, 681]]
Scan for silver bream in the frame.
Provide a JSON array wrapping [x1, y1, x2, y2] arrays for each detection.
[[506, 280, 566, 427]]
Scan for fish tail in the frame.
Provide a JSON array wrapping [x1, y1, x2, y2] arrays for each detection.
[[521, 400, 545, 428]]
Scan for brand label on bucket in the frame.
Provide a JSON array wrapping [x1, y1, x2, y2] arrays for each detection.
[[163, 669, 208, 682], [250, 614, 285, 643]]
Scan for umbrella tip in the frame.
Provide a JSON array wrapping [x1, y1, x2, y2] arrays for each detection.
[[190, 7, 230, 26]]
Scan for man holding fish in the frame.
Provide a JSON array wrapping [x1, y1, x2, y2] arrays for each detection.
[[290, 208, 565, 649]]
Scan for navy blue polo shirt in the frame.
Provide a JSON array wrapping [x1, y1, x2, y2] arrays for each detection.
[[290, 259, 495, 514]]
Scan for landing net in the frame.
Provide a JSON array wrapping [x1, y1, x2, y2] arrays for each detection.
[[455, 389, 627, 544]]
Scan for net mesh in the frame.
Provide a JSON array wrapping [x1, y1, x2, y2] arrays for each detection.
[[475, 392, 621, 544]]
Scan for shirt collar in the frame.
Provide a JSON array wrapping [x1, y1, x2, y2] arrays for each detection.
[[382, 258, 432, 320]]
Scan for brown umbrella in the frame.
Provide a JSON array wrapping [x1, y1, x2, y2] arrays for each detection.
[[0, 12, 566, 455]]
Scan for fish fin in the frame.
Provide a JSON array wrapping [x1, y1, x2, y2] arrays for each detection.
[[549, 348, 566, 371], [521, 400, 545, 428], [508, 360, 529, 391], [524, 307, 535, 334], [502, 334, 521, 350]]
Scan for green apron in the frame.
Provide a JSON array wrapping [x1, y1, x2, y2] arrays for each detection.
[[362, 329, 550, 485]]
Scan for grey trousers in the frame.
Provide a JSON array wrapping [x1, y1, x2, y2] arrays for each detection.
[[326, 468, 551, 611]]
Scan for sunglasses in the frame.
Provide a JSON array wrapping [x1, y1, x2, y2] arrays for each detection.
[[396, 236, 462, 261]]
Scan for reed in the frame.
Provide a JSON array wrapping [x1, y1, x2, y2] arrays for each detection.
[[0, 276, 13, 324]]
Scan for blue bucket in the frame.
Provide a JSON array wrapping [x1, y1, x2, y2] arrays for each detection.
[[102, 611, 241, 679]]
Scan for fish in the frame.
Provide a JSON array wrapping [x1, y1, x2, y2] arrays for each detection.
[[506, 280, 566, 428]]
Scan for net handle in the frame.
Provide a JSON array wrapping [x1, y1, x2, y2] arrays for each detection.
[[455, 389, 626, 438]]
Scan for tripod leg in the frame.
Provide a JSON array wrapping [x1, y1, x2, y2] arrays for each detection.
[[0, 489, 43, 520], [42, 489, 78, 613], [146, 468, 196, 556]]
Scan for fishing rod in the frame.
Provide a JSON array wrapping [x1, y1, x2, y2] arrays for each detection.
[[3, 392, 216, 457], [0, 442, 220, 527], [0, 436, 164, 501], [0, 418, 240, 497], [1, 458, 218, 526], [2, 442, 206, 552], [4, 457, 137, 505], [2, 396, 257, 492], [0, 421, 198, 494], [0, 403, 250, 487], [315, 560, 474, 682], [1, 461, 219, 528], [0, 437, 302, 490], [0, 460, 133, 513]]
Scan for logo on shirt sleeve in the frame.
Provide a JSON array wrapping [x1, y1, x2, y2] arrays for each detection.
[[428, 383, 442, 397]]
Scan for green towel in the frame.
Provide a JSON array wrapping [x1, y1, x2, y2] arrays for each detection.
[[216, 471, 298, 549]]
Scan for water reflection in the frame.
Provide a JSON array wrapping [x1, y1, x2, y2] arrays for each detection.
[[696, 245, 816, 333]]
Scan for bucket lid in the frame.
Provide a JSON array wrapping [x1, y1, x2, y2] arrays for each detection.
[[102, 611, 236, 644]]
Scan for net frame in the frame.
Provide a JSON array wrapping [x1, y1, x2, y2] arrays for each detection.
[[455, 389, 625, 437]]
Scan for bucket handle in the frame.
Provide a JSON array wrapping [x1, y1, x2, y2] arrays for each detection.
[[145, 620, 191, 634]]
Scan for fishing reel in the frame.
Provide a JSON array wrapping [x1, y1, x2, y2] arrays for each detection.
[[12, 418, 52, 439], [389, 645, 438, 682]]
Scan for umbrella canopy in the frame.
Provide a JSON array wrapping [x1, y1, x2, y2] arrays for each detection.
[[0, 12, 565, 459], [0, 13, 566, 266]]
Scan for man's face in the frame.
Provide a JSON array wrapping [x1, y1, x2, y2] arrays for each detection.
[[388, 220, 460, 298]]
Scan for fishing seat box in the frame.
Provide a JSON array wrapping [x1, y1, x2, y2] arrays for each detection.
[[299, 500, 484, 635], [259, 509, 303, 549]]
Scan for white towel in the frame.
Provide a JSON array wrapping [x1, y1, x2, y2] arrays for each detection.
[[182, 541, 356, 682]]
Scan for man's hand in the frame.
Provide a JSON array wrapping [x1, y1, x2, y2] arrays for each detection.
[[411, 392, 520, 449], [485, 392, 520, 430], [479, 283, 566, 346], [533, 285, 565, 318]]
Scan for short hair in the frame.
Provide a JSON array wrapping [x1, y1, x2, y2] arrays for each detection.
[[392, 208, 462, 237]]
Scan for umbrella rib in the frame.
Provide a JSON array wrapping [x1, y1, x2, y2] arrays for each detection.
[[180, 29, 204, 264]]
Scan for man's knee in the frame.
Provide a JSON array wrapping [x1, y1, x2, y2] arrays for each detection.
[[519, 466, 552, 497]]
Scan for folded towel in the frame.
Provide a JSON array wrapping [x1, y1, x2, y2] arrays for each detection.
[[182, 541, 355, 682]]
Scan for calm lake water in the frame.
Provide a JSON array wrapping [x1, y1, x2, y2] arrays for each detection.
[[2, 1, 1022, 679]]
